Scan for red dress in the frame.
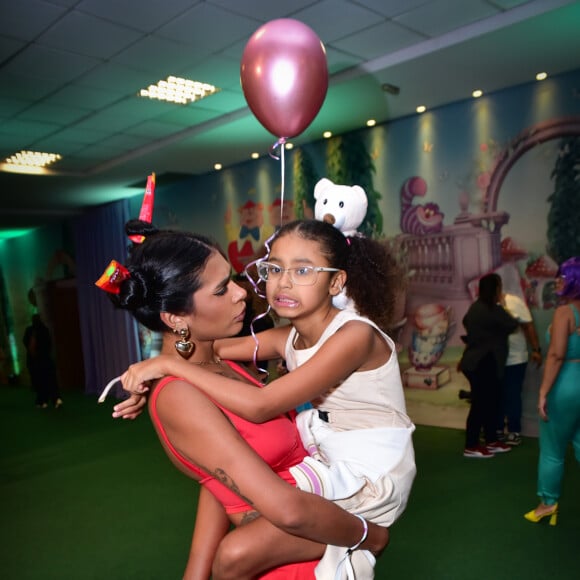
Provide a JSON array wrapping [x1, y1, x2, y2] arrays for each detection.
[[149, 361, 317, 578]]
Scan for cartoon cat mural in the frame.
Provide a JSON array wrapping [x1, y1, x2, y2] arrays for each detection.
[[400, 176, 444, 235]]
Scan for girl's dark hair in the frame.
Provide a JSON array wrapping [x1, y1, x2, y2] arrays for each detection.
[[109, 219, 223, 332], [274, 220, 406, 332], [478, 273, 502, 306]]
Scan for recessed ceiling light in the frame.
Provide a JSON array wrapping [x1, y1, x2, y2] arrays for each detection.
[[139, 76, 220, 105], [416, 105, 426, 114], [323, 131, 332, 139], [536, 72, 548, 81], [6, 150, 62, 167], [366, 119, 376, 127], [285, 142, 294, 150], [214, 163, 222, 171], [472, 89, 483, 98], [251, 152, 259, 159]]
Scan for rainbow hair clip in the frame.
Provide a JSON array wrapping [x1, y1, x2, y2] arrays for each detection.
[[95, 259, 130, 294]]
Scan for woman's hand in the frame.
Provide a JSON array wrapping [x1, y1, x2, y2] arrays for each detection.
[[112, 393, 147, 420], [538, 393, 548, 421]]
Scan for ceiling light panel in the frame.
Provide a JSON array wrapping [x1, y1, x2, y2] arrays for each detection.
[[139, 76, 220, 105], [6, 150, 62, 167]]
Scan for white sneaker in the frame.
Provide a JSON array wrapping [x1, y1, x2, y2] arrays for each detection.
[[505, 432, 521, 446]]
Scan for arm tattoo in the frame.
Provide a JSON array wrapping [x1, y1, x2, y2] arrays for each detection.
[[240, 511, 261, 525], [199, 464, 255, 507]]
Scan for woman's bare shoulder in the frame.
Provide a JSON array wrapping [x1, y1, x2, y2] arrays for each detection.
[[151, 378, 219, 419]]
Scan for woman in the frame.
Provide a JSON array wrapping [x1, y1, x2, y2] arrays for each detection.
[[98, 219, 388, 579], [459, 273, 519, 458], [524, 257, 580, 525]]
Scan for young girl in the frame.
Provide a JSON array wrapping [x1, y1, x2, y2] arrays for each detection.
[[103, 220, 389, 579], [121, 219, 416, 578]]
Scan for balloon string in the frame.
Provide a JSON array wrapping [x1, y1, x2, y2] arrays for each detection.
[[279, 143, 285, 225], [241, 136, 288, 378], [250, 304, 272, 377], [243, 229, 275, 299], [98, 376, 122, 403], [242, 228, 275, 377], [268, 137, 286, 235], [268, 137, 286, 160], [248, 136, 287, 293]]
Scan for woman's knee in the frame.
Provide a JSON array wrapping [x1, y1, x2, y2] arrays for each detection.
[[212, 533, 256, 580]]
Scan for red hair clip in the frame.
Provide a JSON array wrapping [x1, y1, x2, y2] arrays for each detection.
[[95, 260, 130, 294], [129, 172, 155, 244]]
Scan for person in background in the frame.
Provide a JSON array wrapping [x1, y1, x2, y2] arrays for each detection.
[[496, 291, 543, 446], [459, 273, 519, 458], [22, 314, 62, 409], [524, 257, 580, 526], [101, 219, 389, 579]]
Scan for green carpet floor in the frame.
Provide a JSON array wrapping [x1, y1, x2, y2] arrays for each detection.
[[1, 386, 579, 579]]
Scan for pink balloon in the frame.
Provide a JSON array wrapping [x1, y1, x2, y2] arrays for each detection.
[[241, 19, 328, 139]]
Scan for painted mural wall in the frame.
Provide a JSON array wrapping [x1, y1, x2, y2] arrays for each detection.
[[126, 68, 580, 434], [2, 69, 579, 436]]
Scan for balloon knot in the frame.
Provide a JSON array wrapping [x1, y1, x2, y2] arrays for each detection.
[[269, 138, 287, 160]]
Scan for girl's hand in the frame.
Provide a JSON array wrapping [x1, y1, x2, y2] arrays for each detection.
[[121, 356, 172, 395], [112, 393, 147, 419]]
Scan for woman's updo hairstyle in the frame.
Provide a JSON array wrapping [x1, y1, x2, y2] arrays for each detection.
[[110, 219, 223, 332]]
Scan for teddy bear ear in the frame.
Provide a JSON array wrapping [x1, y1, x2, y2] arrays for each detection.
[[352, 185, 369, 210], [314, 177, 333, 200]]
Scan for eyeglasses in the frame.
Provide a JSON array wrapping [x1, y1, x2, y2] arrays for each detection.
[[256, 261, 339, 286]]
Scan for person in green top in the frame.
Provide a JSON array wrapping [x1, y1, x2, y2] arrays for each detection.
[[525, 257, 580, 526]]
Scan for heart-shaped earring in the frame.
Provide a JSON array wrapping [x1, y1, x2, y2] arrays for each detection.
[[174, 327, 194, 359]]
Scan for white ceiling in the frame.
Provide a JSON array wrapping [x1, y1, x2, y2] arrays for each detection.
[[1, 0, 579, 236]]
